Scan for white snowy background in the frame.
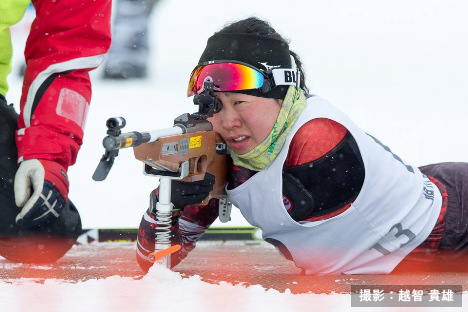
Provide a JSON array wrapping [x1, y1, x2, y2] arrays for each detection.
[[3, 1, 468, 311]]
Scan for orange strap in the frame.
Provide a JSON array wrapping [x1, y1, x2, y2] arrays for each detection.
[[147, 244, 181, 263]]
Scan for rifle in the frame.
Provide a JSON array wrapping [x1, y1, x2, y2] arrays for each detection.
[[92, 80, 232, 268]]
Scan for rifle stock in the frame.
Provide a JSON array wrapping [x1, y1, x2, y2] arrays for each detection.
[[133, 130, 229, 204]]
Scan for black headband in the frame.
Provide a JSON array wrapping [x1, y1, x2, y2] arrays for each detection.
[[198, 33, 292, 99]]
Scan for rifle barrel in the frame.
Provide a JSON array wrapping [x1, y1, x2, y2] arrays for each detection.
[[103, 126, 185, 151]]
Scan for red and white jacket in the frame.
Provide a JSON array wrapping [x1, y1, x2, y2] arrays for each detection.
[[16, 0, 112, 170]]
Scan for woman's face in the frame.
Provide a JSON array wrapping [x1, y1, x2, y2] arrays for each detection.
[[208, 92, 282, 155]]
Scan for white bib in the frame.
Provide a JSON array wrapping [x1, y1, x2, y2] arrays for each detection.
[[226, 97, 442, 275]]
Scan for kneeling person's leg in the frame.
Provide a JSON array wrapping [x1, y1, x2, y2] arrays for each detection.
[[0, 96, 82, 263]]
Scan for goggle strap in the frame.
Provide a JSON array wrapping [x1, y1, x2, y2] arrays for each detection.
[[271, 68, 301, 87]]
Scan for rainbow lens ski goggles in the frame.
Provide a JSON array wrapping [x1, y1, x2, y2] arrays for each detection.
[[187, 60, 299, 97]]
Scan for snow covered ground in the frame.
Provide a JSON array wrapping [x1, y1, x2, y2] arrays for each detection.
[[1, 268, 465, 312], [3, 0, 468, 310]]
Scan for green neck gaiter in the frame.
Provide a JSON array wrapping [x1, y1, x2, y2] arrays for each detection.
[[230, 86, 307, 171]]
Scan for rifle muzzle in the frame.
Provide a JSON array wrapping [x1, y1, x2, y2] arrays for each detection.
[[103, 131, 150, 151]]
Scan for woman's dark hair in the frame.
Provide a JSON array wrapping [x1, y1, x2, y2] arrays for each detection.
[[216, 17, 309, 95]]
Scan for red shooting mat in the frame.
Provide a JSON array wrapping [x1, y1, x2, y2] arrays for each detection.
[[1, 242, 466, 294]]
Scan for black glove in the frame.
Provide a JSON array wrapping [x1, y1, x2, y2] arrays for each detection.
[[171, 173, 215, 208], [15, 159, 69, 228]]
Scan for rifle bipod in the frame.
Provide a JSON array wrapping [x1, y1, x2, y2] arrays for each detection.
[[147, 172, 188, 268]]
